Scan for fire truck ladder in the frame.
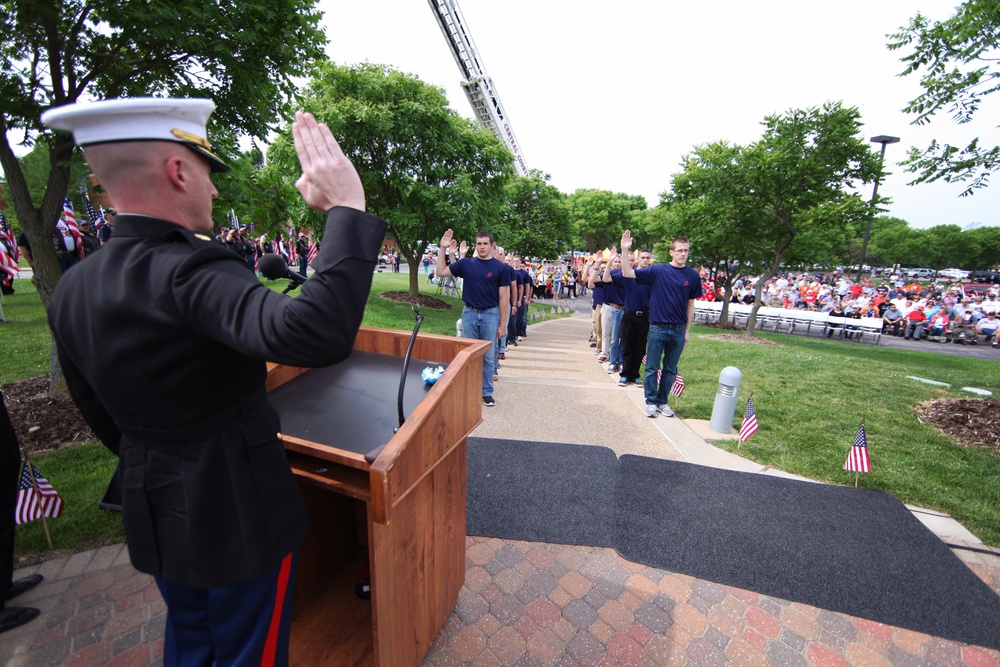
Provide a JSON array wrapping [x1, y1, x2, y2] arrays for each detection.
[[427, 0, 529, 177]]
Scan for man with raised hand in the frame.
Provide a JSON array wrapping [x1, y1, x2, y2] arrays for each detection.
[[620, 230, 701, 418], [44, 99, 387, 666], [436, 230, 509, 407]]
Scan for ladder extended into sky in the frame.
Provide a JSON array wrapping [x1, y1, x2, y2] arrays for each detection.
[[427, 0, 530, 177]]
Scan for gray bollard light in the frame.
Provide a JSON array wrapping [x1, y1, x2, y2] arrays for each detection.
[[456, 318, 463, 337], [709, 366, 743, 434]]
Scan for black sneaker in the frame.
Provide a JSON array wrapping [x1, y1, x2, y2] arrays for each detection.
[[482, 396, 496, 407]]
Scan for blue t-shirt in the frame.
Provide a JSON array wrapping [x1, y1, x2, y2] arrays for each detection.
[[449, 257, 508, 309], [603, 274, 625, 306], [634, 264, 702, 324], [610, 270, 651, 312], [591, 282, 604, 307]]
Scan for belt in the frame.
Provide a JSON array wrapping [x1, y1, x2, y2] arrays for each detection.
[[606, 303, 624, 310], [465, 304, 496, 311], [628, 310, 647, 317]]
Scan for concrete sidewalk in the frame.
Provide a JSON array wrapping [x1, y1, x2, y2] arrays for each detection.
[[3, 305, 998, 666]]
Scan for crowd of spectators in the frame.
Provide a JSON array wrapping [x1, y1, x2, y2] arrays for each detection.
[[696, 269, 1000, 347]]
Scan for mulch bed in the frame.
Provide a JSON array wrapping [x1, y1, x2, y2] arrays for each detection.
[[2, 376, 95, 456], [915, 398, 1000, 455], [702, 333, 783, 346], [380, 291, 451, 310]]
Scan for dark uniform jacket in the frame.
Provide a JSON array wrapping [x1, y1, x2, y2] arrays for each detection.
[[49, 208, 387, 588]]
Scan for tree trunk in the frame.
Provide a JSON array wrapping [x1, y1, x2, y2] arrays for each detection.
[[0, 126, 74, 397]]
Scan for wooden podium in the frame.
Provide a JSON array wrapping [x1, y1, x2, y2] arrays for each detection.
[[265, 327, 489, 667]]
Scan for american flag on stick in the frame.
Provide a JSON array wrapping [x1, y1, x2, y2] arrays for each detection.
[[16, 461, 64, 526], [738, 398, 758, 443], [307, 241, 318, 264], [669, 373, 685, 397], [84, 194, 106, 233], [844, 424, 871, 482]]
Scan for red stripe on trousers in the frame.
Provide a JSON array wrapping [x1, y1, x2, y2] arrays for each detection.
[[261, 551, 293, 667]]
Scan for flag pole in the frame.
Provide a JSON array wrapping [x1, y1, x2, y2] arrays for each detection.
[[21, 449, 54, 549]]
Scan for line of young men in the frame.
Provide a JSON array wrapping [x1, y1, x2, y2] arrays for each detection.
[[435, 230, 531, 407], [588, 232, 701, 419]]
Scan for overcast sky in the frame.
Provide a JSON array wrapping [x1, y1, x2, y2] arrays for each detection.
[[316, 0, 999, 230]]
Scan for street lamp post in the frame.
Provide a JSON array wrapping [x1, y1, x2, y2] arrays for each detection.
[[857, 135, 900, 282]]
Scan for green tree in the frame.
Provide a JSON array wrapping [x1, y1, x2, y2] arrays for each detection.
[[664, 108, 881, 335], [921, 224, 968, 271], [499, 169, 571, 260], [965, 225, 1000, 272], [865, 216, 921, 268], [274, 62, 514, 296], [568, 189, 646, 252], [888, 1, 1000, 195], [0, 0, 327, 390]]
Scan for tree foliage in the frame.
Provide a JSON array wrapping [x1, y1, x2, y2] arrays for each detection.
[[665, 103, 881, 334], [888, 0, 1000, 195], [274, 62, 514, 295], [498, 169, 571, 259], [0, 0, 327, 304], [568, 189, 646, 252], [0, 0, 326, 392]]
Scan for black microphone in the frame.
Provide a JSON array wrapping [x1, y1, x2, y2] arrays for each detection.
[[258, 253, 302, 281]]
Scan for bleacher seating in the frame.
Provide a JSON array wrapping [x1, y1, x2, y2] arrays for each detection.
[[692, 302, 883, 345]]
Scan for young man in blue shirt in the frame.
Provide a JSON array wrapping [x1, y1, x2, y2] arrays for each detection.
[[436, 230, 510, 406], [620, 231, 700, 417]]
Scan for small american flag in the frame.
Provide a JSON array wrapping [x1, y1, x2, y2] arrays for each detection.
[[15, 462, 64, 525], [670, 373, 685, 397], [739, 398, 759, 442], [844, 425, 871, 473], [307, 242, 318, 264]]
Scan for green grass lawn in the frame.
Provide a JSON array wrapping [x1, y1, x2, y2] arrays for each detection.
[[3, 271, 568, 561], [673, 327, 1000, 546], [2, 273, 998, 560]]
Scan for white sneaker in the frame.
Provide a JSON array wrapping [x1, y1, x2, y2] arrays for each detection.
[[645, 404, 658, 418], [606, 363, 618, 374], [658, 404, 675, 417]]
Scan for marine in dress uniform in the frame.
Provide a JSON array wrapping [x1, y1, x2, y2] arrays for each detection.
[[42, 98, 387, 666]]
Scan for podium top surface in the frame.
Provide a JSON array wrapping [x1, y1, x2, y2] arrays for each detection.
[[268, 350, 447, 458]]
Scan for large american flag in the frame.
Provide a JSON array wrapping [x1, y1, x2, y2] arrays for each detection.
[[0, 244, 18, 279], [307, 241, 318, 264], [739, 398, 759, 442], [669, 373, 685, 397], [62, 197, 84, 248], [844, 425, 871, 473], [15, 462, 64, 525], [0, 210, 19, 263]]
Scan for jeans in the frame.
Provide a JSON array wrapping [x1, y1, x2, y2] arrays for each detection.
[[644, 324, 686, 406], [608, 307, 624, 366], [462, 306, 500, 398], [516, 303, 528, 337]]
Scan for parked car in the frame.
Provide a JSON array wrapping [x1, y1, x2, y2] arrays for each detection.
[[963, 283, 996, 298], [905, 268, 935, 279], [938, 268, 971, 280], [972, 270, 998, 283]]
